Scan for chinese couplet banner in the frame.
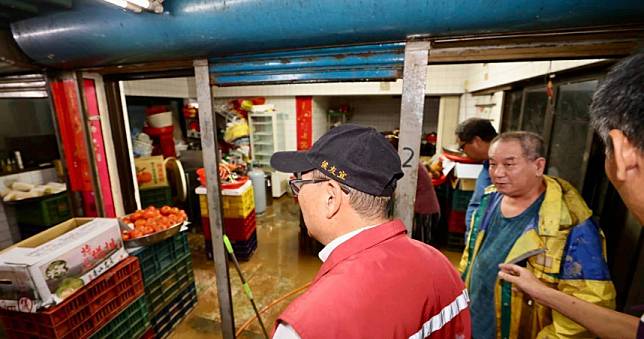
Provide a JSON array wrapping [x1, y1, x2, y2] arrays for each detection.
[[296, 96, 313, 150]]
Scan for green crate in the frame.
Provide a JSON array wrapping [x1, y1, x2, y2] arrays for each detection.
[[151, 283, 198, 339], [15, 193, 71, 227], [132, 232, 190, 285], [140, 186, 172, 208], [451, 189, 473, 212], [90, 296, 150, 339], [144, 253, 195, 317]]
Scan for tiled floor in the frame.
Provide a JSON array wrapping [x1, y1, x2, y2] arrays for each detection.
[[170, 196, 462, 338]]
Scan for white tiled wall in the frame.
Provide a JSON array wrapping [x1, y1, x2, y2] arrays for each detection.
[[0, 167, 59, 249], [436, 96, 461, 152], [266, 97, 297, 151], [466, 60, 603, 92], [455, 59, 602, 126], [327, 96, 440, 134], [458, 91, 504, 131], [426, 64, 470, 94], [123, 77, 196, 98], [312, 97, 330, 143]]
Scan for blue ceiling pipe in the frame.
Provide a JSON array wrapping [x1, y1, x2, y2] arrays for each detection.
[[10, 0, 644, 68]]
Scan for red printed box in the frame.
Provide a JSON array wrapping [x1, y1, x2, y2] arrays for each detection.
[[0, 218, 128, 312]]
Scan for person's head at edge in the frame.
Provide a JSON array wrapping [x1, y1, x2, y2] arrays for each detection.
[[270, 124, 404, 245], [488, 131, 546, 199], [589, 51, 644, 224], [455, 118, 498, 162]]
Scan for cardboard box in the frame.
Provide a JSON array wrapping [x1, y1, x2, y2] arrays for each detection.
[[135, 155, 168, 189], [0, 218, 128, 312]]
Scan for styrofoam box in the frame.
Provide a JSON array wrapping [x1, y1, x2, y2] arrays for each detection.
[[454, 163, 483, 179], [221, 180, 253, 196], [0, 218, 128, 312]]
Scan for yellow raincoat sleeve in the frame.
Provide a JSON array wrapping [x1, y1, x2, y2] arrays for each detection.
[[536, 220, 616, 339]]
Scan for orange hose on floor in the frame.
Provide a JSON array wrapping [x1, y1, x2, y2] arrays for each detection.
[[235, 282, 312, 336]]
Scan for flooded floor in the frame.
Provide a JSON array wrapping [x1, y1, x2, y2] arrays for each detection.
[[170, 196, 462, 338]]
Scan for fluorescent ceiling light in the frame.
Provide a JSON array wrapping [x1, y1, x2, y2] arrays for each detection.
[[103, 0, 128, 8], [103, 0, 163, 13], [127, 0, 151, 8]]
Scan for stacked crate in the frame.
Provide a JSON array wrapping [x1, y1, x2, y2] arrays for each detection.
[[447, 188, 473, 250], [90, 296, 150, 339], [200, 181, 257, 260], [222, 181, 257, 260], [13, 192, 72, 239], [139, 186, 173, 208], [131, 232, 197, 339], [0, 257, 145, 339]]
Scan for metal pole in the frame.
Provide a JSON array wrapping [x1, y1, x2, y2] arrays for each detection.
[[194, 59, 236, 339], [395, 40, 430, 235]]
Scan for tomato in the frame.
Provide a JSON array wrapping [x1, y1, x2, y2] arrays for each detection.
[[168, 214, 179, 223], [143, 210, 158, 219], [160, 206, 173, 216], [122, 206, 187, 241], [131, 211, 144, 221], [134, 219, 146, 228]]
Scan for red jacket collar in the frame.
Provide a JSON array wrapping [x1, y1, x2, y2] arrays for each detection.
[[314, 219, 407, 282]]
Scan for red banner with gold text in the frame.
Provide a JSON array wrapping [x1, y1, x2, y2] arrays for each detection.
[[296, 96, 312, 150]]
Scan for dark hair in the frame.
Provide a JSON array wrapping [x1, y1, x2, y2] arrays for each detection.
[[455, 118, 498, 143], [590, 51, 644, 152], [491, 131, 545, 160]]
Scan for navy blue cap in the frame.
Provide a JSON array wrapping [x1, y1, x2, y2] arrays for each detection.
[[270, 124, 403, 196]]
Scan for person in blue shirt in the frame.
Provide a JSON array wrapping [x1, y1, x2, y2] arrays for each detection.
[[455, 118, 497, 238]]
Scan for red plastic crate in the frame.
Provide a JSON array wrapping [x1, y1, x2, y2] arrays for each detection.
[[201, 216, 212, 241], [447, 210, 466, 234], [141, 327, 155, 339], [0, 256, 144, 339], [223, 210, 256, 241]]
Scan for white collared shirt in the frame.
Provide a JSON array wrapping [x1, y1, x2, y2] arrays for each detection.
[[318, 224, 379, 262], [273, 224, 380, 339]]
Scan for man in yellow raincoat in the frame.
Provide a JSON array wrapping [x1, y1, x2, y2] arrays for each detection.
[[497, 52, 644, 339], [459, 131, 616, 339]]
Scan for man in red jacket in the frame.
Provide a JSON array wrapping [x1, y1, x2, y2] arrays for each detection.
[[270, 124, 471, 339]]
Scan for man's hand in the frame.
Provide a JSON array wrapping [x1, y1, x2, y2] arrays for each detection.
[[498, 264, 548, 305], [498, 263, 638, 339]]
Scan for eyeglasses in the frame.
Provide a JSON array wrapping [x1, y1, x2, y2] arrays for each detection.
[[458, 140, 470, 152], [288, 178, 330, 197]]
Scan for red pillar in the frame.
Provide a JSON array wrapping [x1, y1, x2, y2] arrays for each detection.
[[49, 74, 115, 217]]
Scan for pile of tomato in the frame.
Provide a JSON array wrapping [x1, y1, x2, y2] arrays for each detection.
[[121, 205, 187, 240]]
